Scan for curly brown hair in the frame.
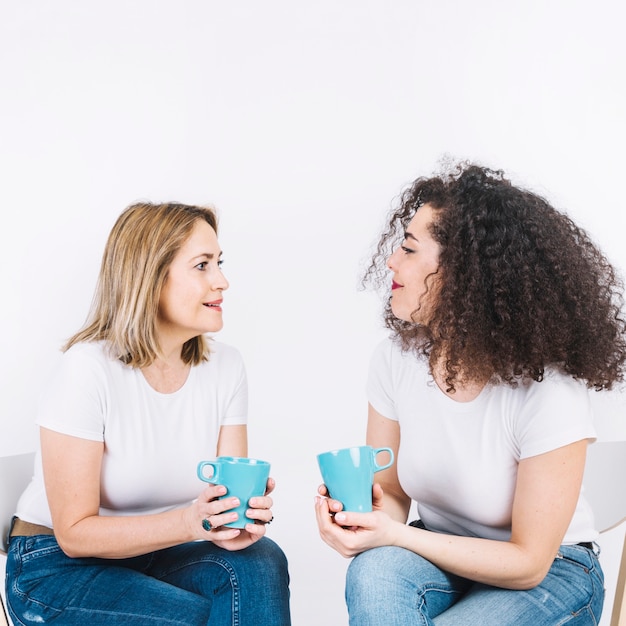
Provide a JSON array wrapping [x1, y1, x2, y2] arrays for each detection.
[[363, 162, 626, 392]]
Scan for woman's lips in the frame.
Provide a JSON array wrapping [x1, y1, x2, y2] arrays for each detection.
[[392, 281, 402, 290], [204, 299, 223, 311]]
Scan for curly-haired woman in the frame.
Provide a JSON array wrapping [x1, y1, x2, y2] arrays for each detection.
[[315, 163, 626, 625]]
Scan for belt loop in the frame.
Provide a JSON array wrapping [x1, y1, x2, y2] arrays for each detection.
[[6, 515, 18, 547], [591, 540, 601, 557]]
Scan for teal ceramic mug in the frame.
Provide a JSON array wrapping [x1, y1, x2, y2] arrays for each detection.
[[197, 456, 270, 528], [317, 445, 394, 512]]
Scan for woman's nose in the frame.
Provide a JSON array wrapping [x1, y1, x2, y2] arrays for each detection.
[[387, 247, 400, 271], [215, 269, 229, 291]]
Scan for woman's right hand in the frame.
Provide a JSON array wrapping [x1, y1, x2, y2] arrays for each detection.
[[317, 483, 345, 517], [186, 483, 243, 542], [188, 482, 275, 551], [315, 483, 400, 558]]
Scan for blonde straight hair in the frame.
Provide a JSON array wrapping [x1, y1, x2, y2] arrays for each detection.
[[64, 202, 219, 367]]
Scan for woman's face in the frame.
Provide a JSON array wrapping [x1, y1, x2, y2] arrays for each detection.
[[387, 204, 441, 324], [157, 219, 229, 344]]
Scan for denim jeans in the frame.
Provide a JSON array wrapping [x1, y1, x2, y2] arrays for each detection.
[[346, 544, 604, 625], [5, 533, 291, 625]]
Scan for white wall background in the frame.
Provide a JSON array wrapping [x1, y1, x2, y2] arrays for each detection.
[[1, 2, 625, 624]]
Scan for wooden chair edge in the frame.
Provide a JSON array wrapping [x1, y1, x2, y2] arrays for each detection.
[[0, 595, 9, 626], [611, 529, 626, 626]]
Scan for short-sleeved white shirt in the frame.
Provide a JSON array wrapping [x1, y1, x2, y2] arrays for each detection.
[[16, 340, 247, 527], [367, 338, 598, 544]]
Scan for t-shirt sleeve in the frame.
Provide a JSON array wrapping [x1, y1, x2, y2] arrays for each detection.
[[366, 339, 399, 421], [36, 345, 108, 441], [516, 371, 597, 459]]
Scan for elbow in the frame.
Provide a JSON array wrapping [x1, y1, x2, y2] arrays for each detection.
[[55, 529, 92, 559], [503, 561, 553, 591], [56, 536, 83, 559], [52, 515, 104, 558], [508, 573, 547, 591]]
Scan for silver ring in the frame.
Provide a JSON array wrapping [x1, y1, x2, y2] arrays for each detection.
[[202, 518, 213, 532]]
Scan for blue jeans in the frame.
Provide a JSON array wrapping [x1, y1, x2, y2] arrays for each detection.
[[5, 533, 291, 625], [346, 544, 604, 625]]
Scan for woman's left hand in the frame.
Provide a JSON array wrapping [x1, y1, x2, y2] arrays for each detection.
[[211, 477, 276, 551], [314, 483, 398, 558]]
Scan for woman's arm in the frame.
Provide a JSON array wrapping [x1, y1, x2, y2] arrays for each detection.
[[365, 404, 411, 522], [217, 424, 247, 457], [316, 409, 589, 590], [43, 424, 268, 559], [384, 437, 589, 589]]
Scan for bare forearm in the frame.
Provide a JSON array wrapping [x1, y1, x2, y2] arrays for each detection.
[[56, 508, 194, 559], [381, 490, 411, 524], [393, 523, 552, 590]]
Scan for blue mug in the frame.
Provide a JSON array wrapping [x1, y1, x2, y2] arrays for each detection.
[[317, 445, 394, 512], [197, 456, 270, 528]]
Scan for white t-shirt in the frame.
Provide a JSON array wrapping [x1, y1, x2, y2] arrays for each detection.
[[367, 338, 598, 544], [16, 339, 248, 527]]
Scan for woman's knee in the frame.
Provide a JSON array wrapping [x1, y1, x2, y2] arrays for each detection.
[[346, 546, 468, 620], [245, 537, 290, 582], [347, 546, 414, 594]]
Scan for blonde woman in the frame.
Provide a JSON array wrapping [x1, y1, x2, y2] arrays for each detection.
[[6, 202, 291, 625]]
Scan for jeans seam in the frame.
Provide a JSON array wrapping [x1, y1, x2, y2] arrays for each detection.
[[159, 556, 241, 626], [554, 547, 603, 626]]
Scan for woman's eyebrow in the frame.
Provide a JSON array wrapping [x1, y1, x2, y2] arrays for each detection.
[[404, 231, 419, 242], [193, 251, 223, 261]]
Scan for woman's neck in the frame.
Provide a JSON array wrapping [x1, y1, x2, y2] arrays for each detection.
[[141, 354, 191, 394], [432, 361, 488, 403]]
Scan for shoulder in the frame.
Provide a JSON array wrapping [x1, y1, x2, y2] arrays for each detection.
[[206, 340, 244, 365], [508, 369, 595, 457], [370, 336, 401, 363], [64, 340, 106, 359], [369, 336, 426, 375], [61, 341, 120, 373], [367, 336, 430, 399], [52, 342, 135, 395], [199, 340, 247, 378], [523, 368, 590, 405], [494, 368, 591, 421]]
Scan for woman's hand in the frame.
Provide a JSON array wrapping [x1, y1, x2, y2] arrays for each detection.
[[189, 477, 276, 551], [315, 483, 398, 558]]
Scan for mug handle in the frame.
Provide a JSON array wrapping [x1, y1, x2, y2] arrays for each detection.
[[197, 461, 219, 483], [373, 447, 394, 472]]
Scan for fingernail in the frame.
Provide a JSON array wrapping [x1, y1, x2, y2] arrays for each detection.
[[335, 513, 346, 523]]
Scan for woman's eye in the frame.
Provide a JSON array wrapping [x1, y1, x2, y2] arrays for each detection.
[[401, 245, 414, 254], [195, 258, 223, 270]]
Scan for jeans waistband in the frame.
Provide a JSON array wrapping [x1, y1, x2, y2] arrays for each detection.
[[10, 517, 55, 537]]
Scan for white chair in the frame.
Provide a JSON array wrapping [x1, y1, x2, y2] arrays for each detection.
[[583, 440, 626, 626], [0, 452, 35, 626]]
